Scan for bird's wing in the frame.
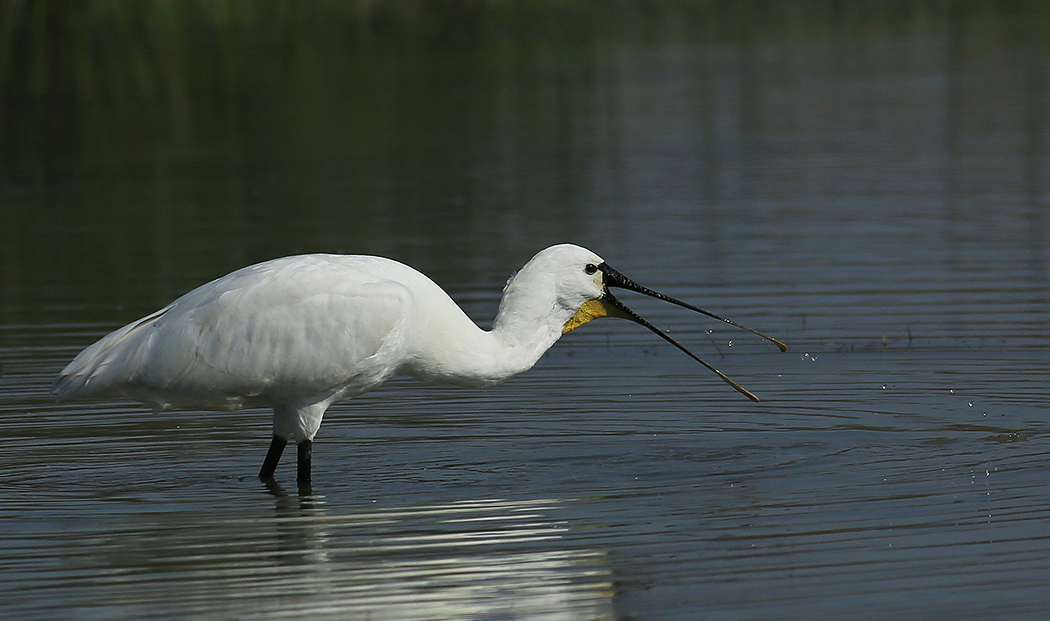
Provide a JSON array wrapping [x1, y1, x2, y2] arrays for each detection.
[[54, 256, 414, 407]]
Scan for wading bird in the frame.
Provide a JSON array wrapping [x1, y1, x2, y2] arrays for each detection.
[[53, 244, 786, 482]]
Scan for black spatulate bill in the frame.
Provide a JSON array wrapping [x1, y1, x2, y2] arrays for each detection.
[[597, 262, 787, 402]]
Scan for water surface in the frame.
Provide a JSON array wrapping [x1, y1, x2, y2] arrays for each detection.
[[1, 3, 1048, 619]]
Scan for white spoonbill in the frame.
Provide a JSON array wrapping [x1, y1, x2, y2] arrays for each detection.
[[53, 244, 786, 482]]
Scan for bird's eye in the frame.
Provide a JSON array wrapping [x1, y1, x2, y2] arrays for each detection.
[[584, 263, 598, 275]]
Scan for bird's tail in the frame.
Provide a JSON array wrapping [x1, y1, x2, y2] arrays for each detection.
[[52, 307, 167, 399]]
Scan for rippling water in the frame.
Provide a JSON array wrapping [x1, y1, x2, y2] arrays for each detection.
[[2, 2, 1049, 619]]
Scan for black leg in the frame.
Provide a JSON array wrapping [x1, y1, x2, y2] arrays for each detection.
[[297, 439, 312, 483], [259, 435, 287, 480]]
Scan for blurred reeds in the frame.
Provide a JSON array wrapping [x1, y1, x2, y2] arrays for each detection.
[[0, 0, 1046, 189], [3, 1, 1046, 100]]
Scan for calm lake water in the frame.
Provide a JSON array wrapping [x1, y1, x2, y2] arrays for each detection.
[[2, 2, 1049, 619]]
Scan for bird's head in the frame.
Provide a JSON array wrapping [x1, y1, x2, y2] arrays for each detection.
[[508, 243, 787, 402]]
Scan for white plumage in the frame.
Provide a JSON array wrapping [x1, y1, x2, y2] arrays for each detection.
[[54, 243, 784, 482]]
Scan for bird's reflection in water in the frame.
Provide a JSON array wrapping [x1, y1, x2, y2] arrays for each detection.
[[261, 478, 331, 568], [262, 478, 318, 507], [248, 485, 614, 619]]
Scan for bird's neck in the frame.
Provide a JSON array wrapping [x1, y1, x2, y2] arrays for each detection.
[[489, 304, 566, 372], [403, 289, 570, 389], [482, 281, 577, 379]]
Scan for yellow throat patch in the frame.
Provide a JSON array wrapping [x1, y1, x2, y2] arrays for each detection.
[[562, 298, 629, 334]]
